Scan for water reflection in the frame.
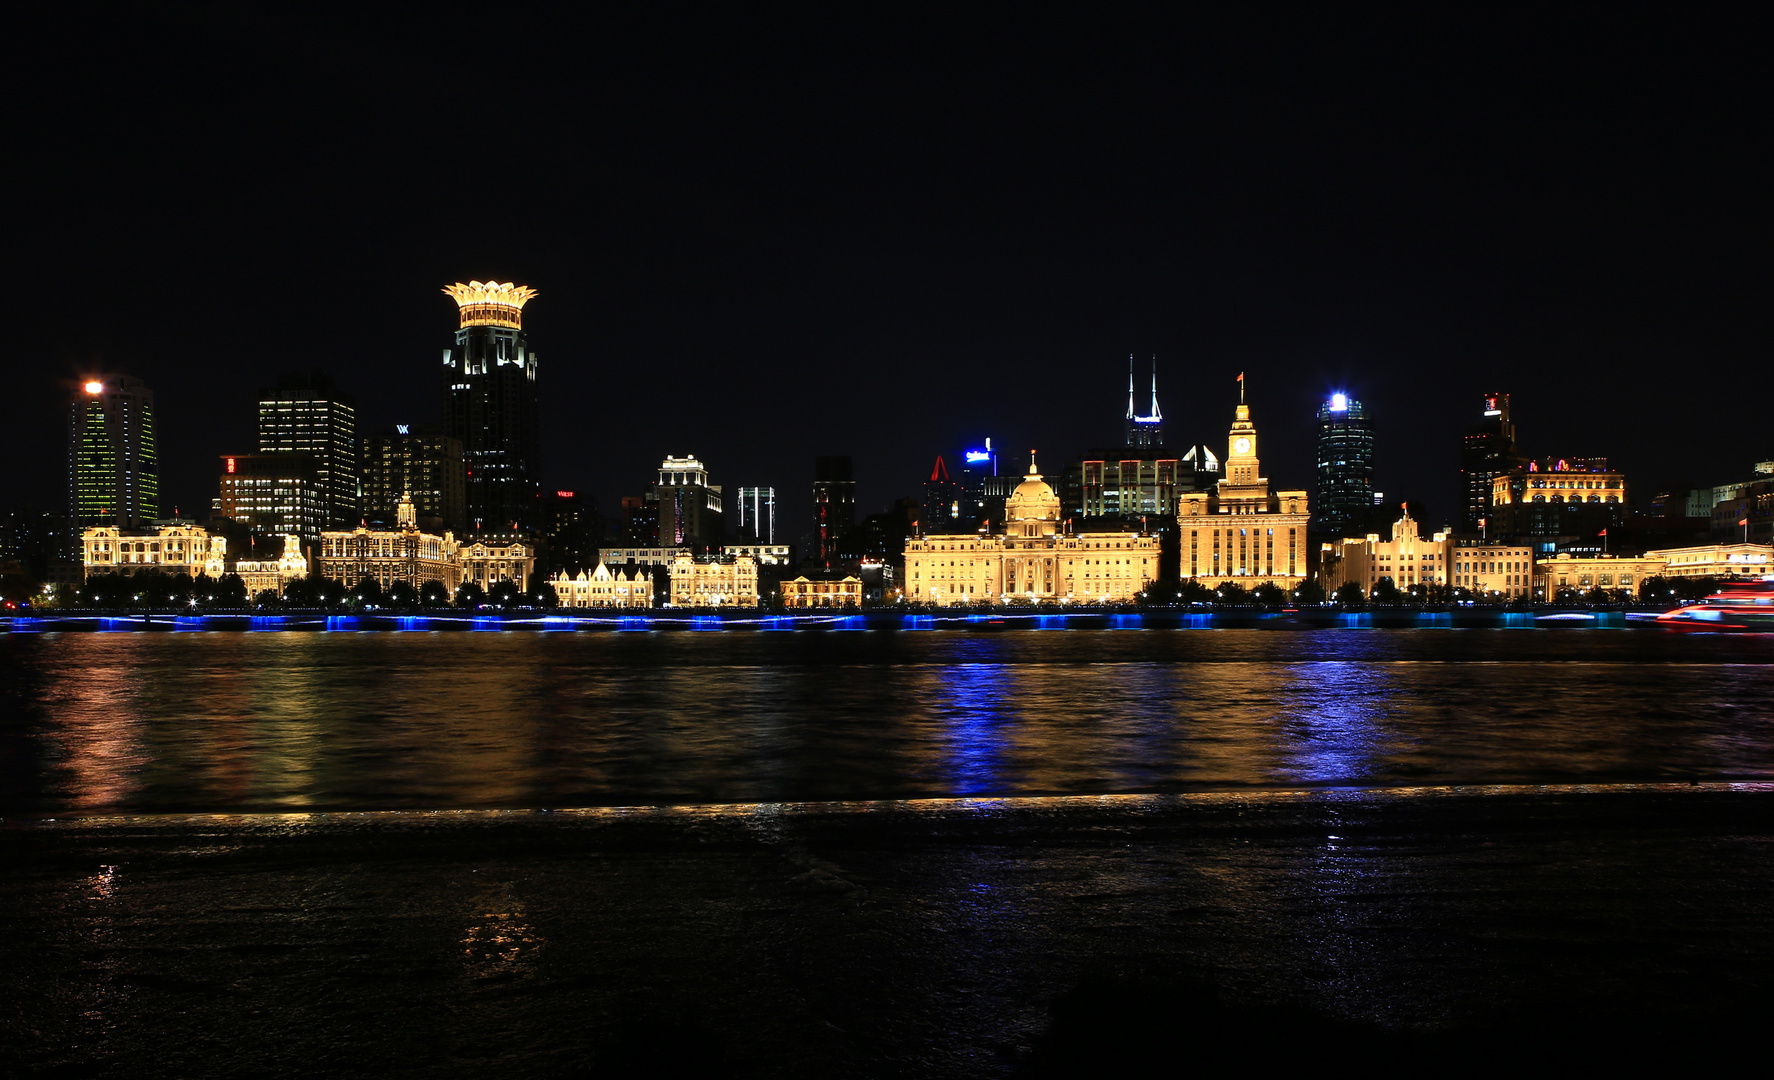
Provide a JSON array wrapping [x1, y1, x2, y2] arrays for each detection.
[[4, 632, 1773, 813]]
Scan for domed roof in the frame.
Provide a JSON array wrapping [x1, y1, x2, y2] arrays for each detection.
[[1012, 475, 1055, 500]]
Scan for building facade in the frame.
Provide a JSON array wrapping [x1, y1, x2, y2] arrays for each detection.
[[1490, 457, 1628, 541], [257, 371, 357, 528], [904, 460, 1160, 605], [315, 496, 458, 592], [1460, 392, 1527, 532], [217, 453, 325, 540], [82, 521, 226, 580], [1320, 509, 1450, 594], [551, 563, 653, 608], [652, 455, 724, 550], [1536, 553, 1663, 599], [1449, 537, 1535, 599], [442, 281, 542, 532], [668, 554, 759, 607], [458, 537, 536, 592], [234, 534, 310, 598], [1314, 393, 1374, 536], [1643, 543, 1773, 579], [70, 375, 158, 535], [362, 425, 466, 533], [734, 486, 776, 544], [813, 455, 856, 563], [780, 575, 863, 607], [1176, 382, 1311, 589]]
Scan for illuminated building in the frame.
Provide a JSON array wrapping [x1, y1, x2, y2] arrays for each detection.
[[1063, 365, 1213, 524], [70, 375, 158, 535], [82, 521, 225, 579], [316, 494, 459, 591], [1125, 355, 1164, 448], [619, 495, 659, 545], [601, 545, 691, 567], [459, 536, 536, 592], [1536, 553, 1663, 598], [442, 281, 542, 532], [954, 441, 999, 528], [1314, 393, 1374, 536], [1320, 508, 1450, 593], [1643, 543, 1773, 579], [550, 563, 653, 608], [216, 453, 325, 540], [234, 534, 310, 598], [362, 425, 465, 532], [814, 455, 856, 563], [257, 371, 357, 528], [904, 457, 1160, 604], [1489, 458, 1628, 541], [1461, 393, 1528, 532], [537, 489, 594, 575], [922, 456, 965, 533], [669, 553, 759, 607], [1449, 537, 1535, 599], [1710, 462, 1774, 545], [1176, 379, 1311, 589], [651, 455, 723, 550], [735, 486, 776, 543], [722, 544, 792, 566], [780, 574, 863, 607]]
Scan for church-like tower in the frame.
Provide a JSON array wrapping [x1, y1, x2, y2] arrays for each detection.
[[1124, 354, 1164, 448], [1175, 375, 1311, 588]]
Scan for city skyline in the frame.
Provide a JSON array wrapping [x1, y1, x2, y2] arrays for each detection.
[[8, 9, 1769, 542]]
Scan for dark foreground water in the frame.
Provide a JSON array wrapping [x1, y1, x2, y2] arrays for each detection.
[[4, 630, 1774, 1077], [1, 629, 1772, 812]]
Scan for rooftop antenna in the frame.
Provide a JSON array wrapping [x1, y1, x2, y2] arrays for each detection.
[[1149, 354, 1162, 420], [1126, 354, 1135, 419]]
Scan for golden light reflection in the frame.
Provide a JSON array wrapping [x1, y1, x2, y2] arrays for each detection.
[[442, 280, 537, 329], [461, 906, 543, 979]]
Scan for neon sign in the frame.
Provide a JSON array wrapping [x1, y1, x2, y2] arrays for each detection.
[[964, 450, 992, 464], [1329, 393, 1348, 412]]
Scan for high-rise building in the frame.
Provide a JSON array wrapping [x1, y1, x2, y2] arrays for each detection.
[[652, 455, 723, 550], [1461, 393, 1527, 532], [217, 453, 326, 540], [257, 371, 357, 528], [442, 281, 542, 532], [1176, 377, 1311, 588], [362, 425, 466, 533], [922, 456, 964, 533], [1489, 457, 1628, 545], [1125, 355, 1164, 448], [1314, 393, 1375, 536], [735, 486, 776, 544], [70, 375, 158, 535], [537, 490, 596, 575], [813, 455, 856, 563]]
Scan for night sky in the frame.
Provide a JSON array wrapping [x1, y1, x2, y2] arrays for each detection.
[[9, 8, 1768, 540]]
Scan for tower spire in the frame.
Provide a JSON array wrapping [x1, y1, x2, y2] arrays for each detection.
[[1126, 354, 1135, 419], [1149, 354, 1162, 421]]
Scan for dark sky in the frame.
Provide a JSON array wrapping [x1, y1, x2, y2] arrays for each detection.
[[9, 7, 1769, 540]]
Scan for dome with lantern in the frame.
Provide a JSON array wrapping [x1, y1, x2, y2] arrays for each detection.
[[1004, 453, 1061, 537]]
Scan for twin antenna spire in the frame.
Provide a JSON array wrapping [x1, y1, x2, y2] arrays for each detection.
[[1127, 354, 1162, 422]]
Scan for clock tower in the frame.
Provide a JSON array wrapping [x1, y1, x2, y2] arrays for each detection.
[[1225, 375, 1260, 486]]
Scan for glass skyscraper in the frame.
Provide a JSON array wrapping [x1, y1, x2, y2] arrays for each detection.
[[1314, 393, 1374, 536], [442, 281, 542, 533], [70, 375, 158, 535], [257, 370, 357, 529]]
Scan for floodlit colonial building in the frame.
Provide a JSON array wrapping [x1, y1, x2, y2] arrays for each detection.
[[1643, 543, 1773, 579], [551, 563, 654, 608], [1448, 537, 1535, 599], [82, 521, 226, 580], [459, 535, 535, 592], [234, 534, 310, 598], [1320, 508, 1450, 594], [1176, 381, 1311, 589], [1535, 553, 1663, 598], [780, 575, 863, 607], [904, 457, 1160, 605], [668, 554, 759, 607], [315, 494, 459, 592]]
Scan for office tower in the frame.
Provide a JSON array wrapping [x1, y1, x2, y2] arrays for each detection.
[[1314, 392, 1375, 536], [217, 453, 325, 540], [442, 280, 542, 532], [362, 424, 466, 533], [70, 375, 158, 534], [653, 455, 723, 550], [257, 370, 357, 528], [735, 486, 776, 544], [620, 495, 660, 546], [1461, 393, 1526, 532], [922, 456, 964, 533], [537, 489, 596, 574], [953, 440, 998, 529], [1125, 355, 1164, 449], [813, 455, 856, 563]]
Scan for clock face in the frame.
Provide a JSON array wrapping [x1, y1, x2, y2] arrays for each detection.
[[1234, 437, 1251, 454]]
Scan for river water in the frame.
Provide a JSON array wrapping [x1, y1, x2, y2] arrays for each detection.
[[3, 628, 1771, 814]]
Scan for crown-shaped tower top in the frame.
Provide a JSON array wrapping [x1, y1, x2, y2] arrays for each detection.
[[442, 281, 538, 329]]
